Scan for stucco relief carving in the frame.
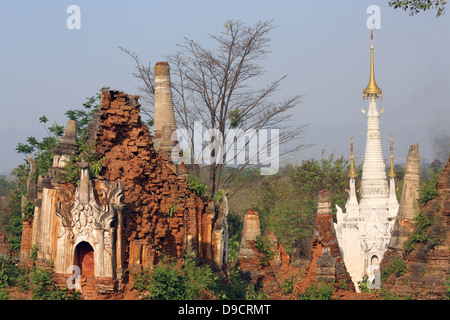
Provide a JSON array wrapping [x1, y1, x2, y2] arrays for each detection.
[[55, 163, 124, 246]]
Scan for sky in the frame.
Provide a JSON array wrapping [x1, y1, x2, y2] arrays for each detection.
[[0, 0, 449, 174]]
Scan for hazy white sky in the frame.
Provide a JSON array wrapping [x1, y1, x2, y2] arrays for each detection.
[[1, 0, 449, 173]]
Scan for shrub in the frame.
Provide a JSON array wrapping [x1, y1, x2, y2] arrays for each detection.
[[417, 174, 439, 206], [0, 257, 80, 300], [280, 276, 296, 295], [30, 265, 81, 300], [62, 140, 106, 185], [381, 255, 407, 283], [358, 277, 372, 293], [245, 283, 267, 300], [297, 281, 334, 300], [444, 276, 450, 300], [22, 199, 35, 221], [254, 235, 275, 266], [186, 175, 208, 197], [133, 255, 222, 300], [132, 254, 265, 300], [405, 211, 444, 253]]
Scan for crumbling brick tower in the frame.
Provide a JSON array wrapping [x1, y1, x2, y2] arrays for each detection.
[[19, 62, 229, 299]]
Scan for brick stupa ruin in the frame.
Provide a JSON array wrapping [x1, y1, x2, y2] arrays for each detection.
[[19, 63, 229, 299]]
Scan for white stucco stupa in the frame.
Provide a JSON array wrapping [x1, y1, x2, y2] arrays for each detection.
[[334, 29, 399, 289]]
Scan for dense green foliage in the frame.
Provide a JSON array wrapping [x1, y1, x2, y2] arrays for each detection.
[[405, 211, 445, 253], [381, 255, 407, 283], [0, 165, 28, 254], [389, 0, 447, 17], [62, 139, 106, 186], [65, 90, 107, 139], [254, 234, 275, 266], [417, 173, 439, 206], [0, 256, 81, 300], [1, 81, 447, 300], [186, 174, 208, 198], [255, 153, 353, 260], [16, 116, 64, 181], [297, 281, 335, 300], [131, 254, 260, 300], [16, 89, 108, 184], [444, 276, 450, 300]]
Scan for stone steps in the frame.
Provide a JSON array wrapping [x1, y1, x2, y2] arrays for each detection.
[[80, 276, 97, 300]]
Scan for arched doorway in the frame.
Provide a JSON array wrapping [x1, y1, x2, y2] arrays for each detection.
[[74, 241, 95, 277], [369, 255, 380, 277]]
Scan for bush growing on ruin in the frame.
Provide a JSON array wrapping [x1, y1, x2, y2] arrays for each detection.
[[132, 255, 223, 300], [297, 280, 335, 300], [131, 253, 262, 300], [405, 211, 445, 253], [257, 153, 351, 261], [380, 255, 407, 283], [417, 173, 439, 206], [254, 234, 275, 266], [62, 139, 106, 186], [15, 87, 109, 182], [186, 174, 208, 198]]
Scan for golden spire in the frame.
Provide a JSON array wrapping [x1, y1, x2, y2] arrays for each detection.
[[363, 28, 382, 100], [348, 136, 358, 178], [388, 134, 396, 178]]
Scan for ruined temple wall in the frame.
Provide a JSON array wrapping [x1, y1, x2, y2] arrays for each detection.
[[380, 155, 450, 300], [295, 190, 355, 295], [19, 88, 228, 299], [389, 143, 421, 251], [90, 90, 212, 270]]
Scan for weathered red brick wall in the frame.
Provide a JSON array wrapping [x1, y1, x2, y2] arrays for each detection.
[[294, 190, 355, 295], [381, 155, 450, 300], [89, 90, 208, 271], [19, 220, 33, 260]]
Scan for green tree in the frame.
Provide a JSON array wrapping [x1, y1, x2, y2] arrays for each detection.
[[0, 165, 29, 255], [389, 0, 447, 17], [257, 153, 351, 260], [65, 86, 110, 139], [15, 118, 61, 181], [7, 88, 107, 253], [417, 173, 439, 206]]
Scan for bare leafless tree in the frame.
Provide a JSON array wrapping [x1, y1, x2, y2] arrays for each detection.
[[120, 20, 309, 196]]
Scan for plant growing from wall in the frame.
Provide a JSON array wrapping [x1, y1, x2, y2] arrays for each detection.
[[186, 175, 208, 198], [132, 255, 223, 300], [381, 255, 407, 283], [254, 234, 275, 266], [297, 280, 335, 300], [417, 173, 439, 206], [163, 198, 181, 218], [62, 139, 106, 186], [405, 211, 445, 253], [22, 199, 35, 221], [30, 244, 39, 262]]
